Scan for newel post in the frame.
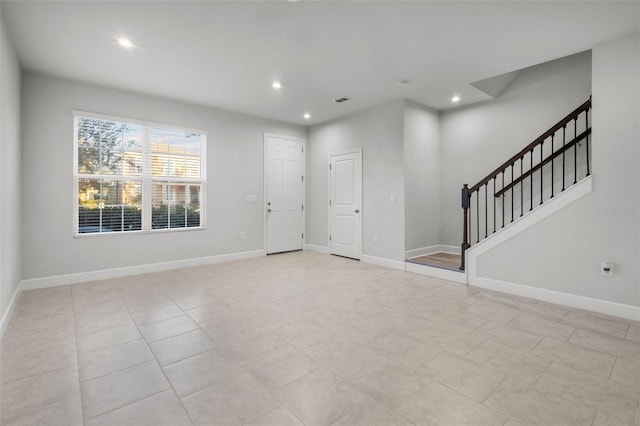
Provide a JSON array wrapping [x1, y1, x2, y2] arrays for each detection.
[[460, 184, 471, 270]]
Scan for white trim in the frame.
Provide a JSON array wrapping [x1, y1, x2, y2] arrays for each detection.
[[328, 149, 363, 260], [471, 276, 640, 321], [466, 176, 593, 276], [303, 244, 330, 254], [405, 244, 459, 259], [405, 245, 441, 259], [405, 262, 467, 284], [361, 255, 405, 271], [439, 245, 460, 255], [0, 282, 23, 341], [20, 249, 265, 291], [70, 109, 207, 135], [264, 134, 306, 254]]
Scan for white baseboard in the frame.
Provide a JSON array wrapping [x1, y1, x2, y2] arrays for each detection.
[[405, 245, 440, 259], [405, 245, 459, 259], [471, 276, 640, 321], [362, 255, 405, 271], [0, 281, 23, 340], [439, 245, 460, 255], [405, 262, 467, 284], [303, 244, 329, 254], [20, 249, 266, 291]]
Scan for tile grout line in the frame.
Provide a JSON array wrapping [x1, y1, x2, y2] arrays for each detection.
[[70, 286, 87, 426], [234, 352, 310, 426], [325, 399, 373, 426], [78, 356, 155, 386], [126, 301, 197, 426], [607, 356, 619, 382], [77, 333, 146, 356], [528, 334, 546, 353], [82, 388, 172, 424], [0, 358, 78, 387], [265, 346, 369, 424]]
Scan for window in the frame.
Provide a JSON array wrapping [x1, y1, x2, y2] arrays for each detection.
[[73, 111, 206, 235]]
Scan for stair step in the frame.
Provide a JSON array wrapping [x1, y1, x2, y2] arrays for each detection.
[[407, 252, 461, 272]]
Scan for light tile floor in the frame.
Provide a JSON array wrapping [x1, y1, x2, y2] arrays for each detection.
[[1, 251, 639, 425]]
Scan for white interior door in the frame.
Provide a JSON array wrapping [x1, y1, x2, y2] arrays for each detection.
[[266, 135, 303, 254], [329, 151, 362, 260]]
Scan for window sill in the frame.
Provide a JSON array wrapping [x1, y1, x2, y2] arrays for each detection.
[[73, 226, 206, 238]]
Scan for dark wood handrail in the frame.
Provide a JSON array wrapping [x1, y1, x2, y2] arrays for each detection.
[[494, 128, 591, 197], [469, 97, 591, 193]]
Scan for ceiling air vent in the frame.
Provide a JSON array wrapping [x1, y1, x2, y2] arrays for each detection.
[[334, 97, 351, 103]]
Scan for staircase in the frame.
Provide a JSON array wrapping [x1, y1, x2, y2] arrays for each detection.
[[459, 97, 592, 270]]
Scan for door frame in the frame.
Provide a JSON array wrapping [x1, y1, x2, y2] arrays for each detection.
[[263, 133, 306, 254], [328, 149, 363, 260]]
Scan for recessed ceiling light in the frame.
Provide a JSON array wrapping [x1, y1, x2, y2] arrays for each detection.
[[117, 37, 134, 49], [272, 81, 282, 89], [303, 113, 311, 119], [397, 80, 410, 87], [451, 95, 461, 103]]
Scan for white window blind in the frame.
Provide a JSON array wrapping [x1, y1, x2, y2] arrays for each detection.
[[73, 111, 206, 235]]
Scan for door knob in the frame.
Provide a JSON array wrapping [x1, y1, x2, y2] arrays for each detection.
[[354, 209, 360, 213]]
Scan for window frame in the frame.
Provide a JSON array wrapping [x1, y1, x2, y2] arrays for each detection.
[[72, 110, 207, 237]]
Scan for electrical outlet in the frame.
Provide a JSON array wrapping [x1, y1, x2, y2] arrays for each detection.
[[240, 232, 246, 240], [601, 262, 613, 277], [390, 195, 396, 204], [372, 234, 379, 244]]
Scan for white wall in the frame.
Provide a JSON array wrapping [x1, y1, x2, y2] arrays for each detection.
[[0, 11, 22, 324], [306, 101, 406, 261], [403, 101, 441, 254], [21, 72, 306, 280], [439, 51, 592, 246], [477, 34, 639, 307]]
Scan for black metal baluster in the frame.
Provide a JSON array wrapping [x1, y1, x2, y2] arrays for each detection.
[[574, 118, 578, 184], [511, 164, 514, 222], [540, 141, 544, 205], [585, 108, 590, 177], [530, 149, 533, 211], [476, 190, 480, 243], [493, 177, 496, 233], [520, 156, 524, 217], [550, 134, 555, 198], [460, 184, 470, 270], [562, 125, 566, 191], [501, 170, 505, 228], [484, 183, 488, 238]]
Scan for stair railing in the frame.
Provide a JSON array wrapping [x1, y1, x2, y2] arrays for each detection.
[[460, 97, 592, 270]]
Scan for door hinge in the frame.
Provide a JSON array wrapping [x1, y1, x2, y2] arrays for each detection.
[[302, 204, 304, 210], [302, 233, 304, 239], [301, 175, 304, 182], [329, 164, 332, 170], [329, 200, 332, 206], [302, 147, 304, 153], [329, 235, 332, 241]]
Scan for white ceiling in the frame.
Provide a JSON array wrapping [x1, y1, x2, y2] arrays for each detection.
[[2, 1, 639, 125]]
